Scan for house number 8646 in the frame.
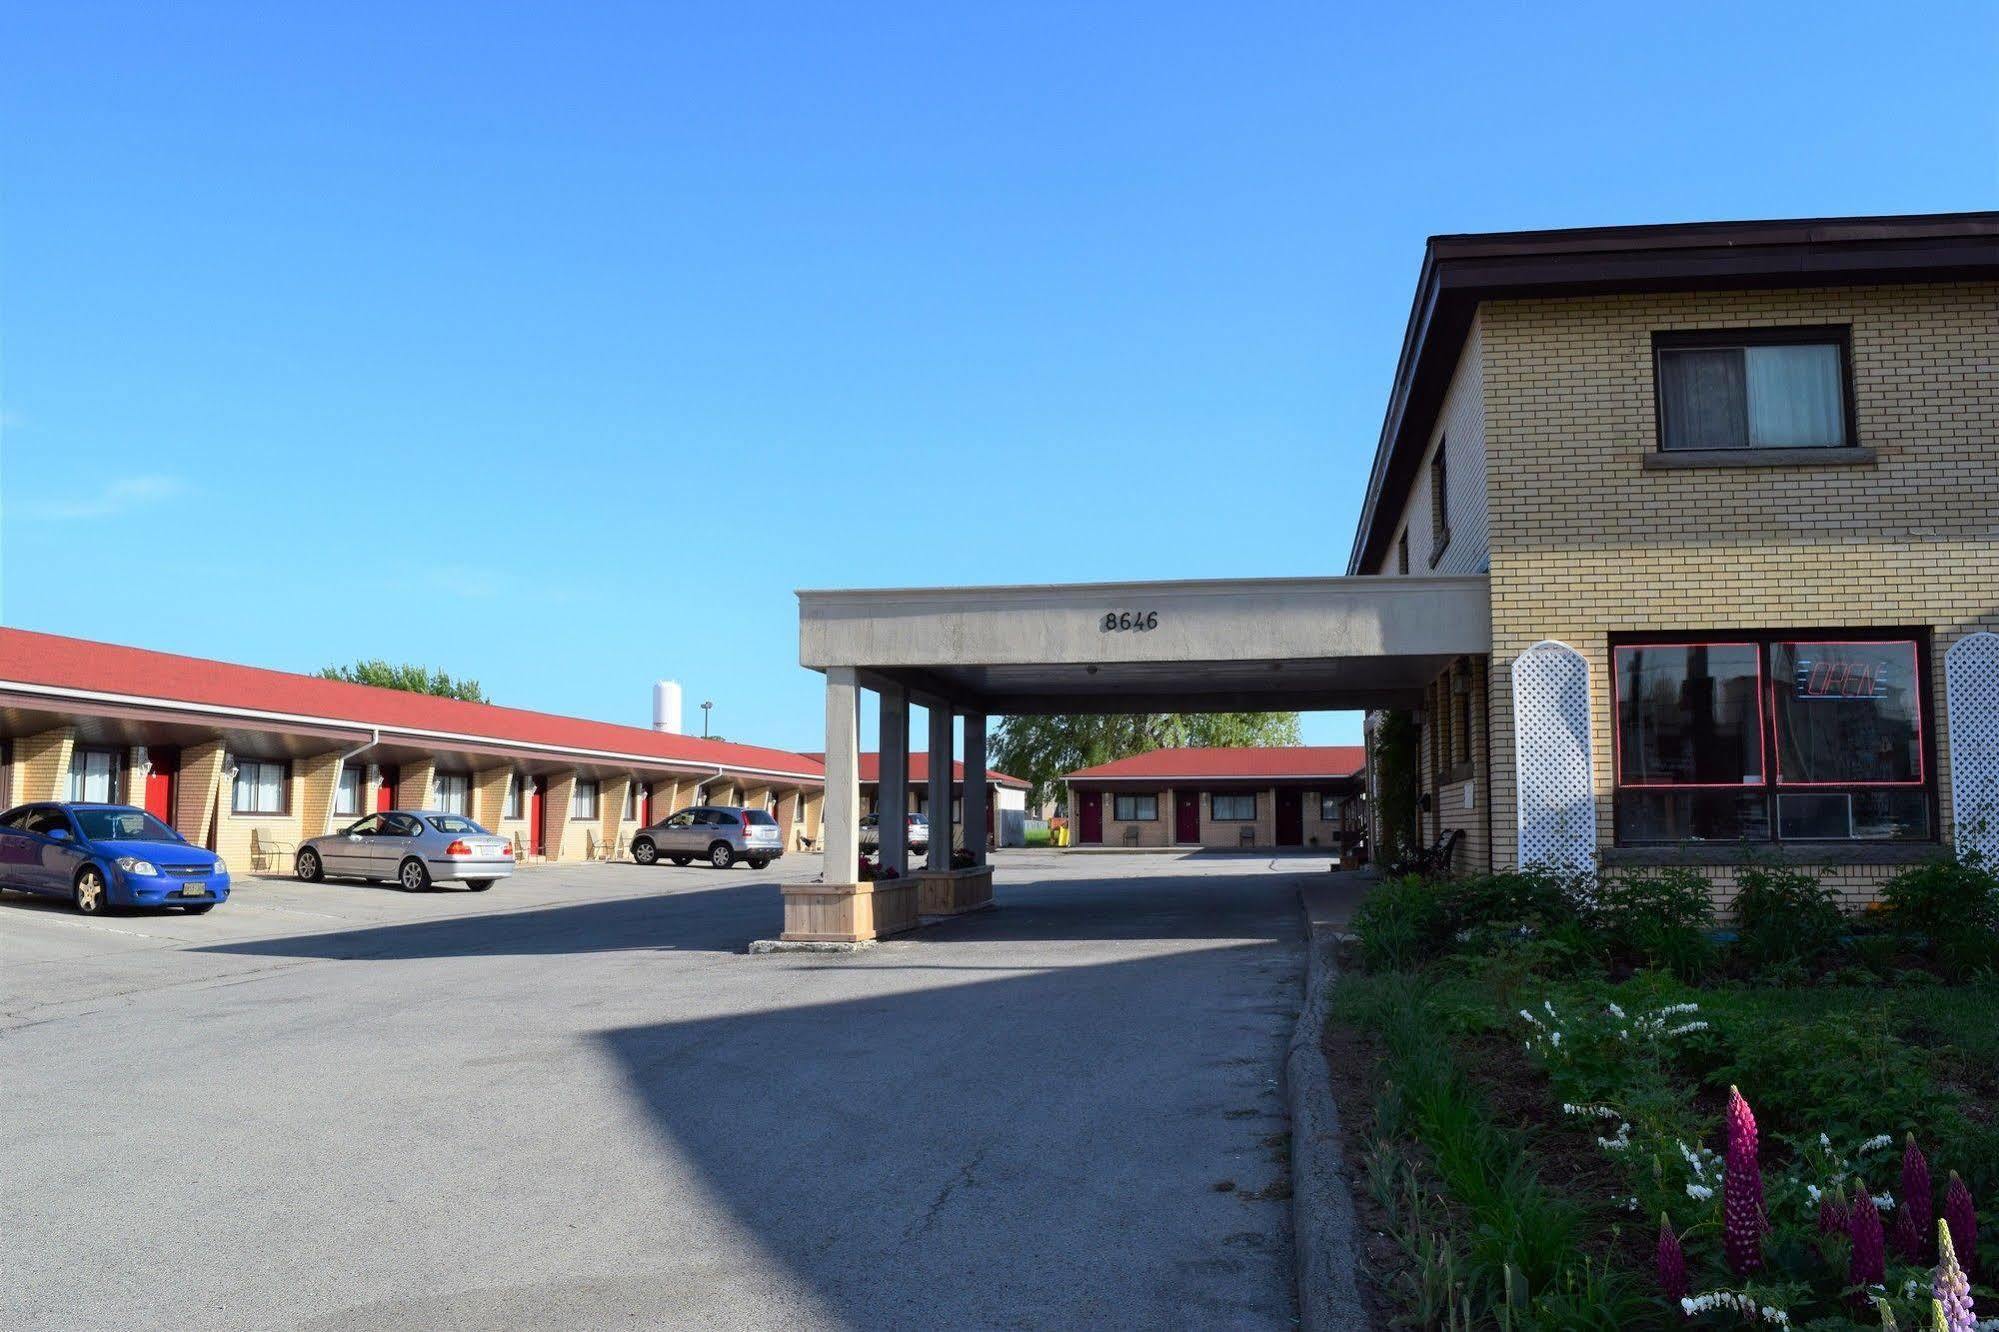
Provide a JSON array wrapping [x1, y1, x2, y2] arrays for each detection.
[[1101, 611, 1159, 632]]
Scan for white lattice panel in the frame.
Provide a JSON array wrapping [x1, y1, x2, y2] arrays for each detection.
[[1947, 632, 1999, 863], [1511, 640, 1597, 870]]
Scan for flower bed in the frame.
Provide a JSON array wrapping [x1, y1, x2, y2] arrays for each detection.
[[1331, 854, 1999, 1329]]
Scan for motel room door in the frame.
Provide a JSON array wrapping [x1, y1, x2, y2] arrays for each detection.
[[1077, 791, 1103, 844], [376, 765, 399, 813], [143, 747, 179, 825], [528, 780, 546, 856], [1174, 790, 1200, 844], [1275, 789, 1304, 847]]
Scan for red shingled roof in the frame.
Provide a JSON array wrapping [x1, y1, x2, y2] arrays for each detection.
[[1065, 746, 1365, 782], [803, 752, 1029, 790], [0, 626, 823, 782]]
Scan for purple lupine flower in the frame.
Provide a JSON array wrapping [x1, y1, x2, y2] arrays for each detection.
[[1935, 1218, 1975, 1332], [1905, 1135, 1935, 1261], [1723, 1087, 1767, 1274], [1944, 1172, 1977, 1282], [1820, 1185, 1850, 1238], [1898, 1203, 1928, 1263], [1851, 1182, 1887, 1291], [1657, 1213, 1687, 1305]]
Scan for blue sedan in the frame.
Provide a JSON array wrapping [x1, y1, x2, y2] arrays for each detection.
[[0, 802, 230, 915]]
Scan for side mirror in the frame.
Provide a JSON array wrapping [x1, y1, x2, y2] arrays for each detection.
[[48, 827, 72, 843]]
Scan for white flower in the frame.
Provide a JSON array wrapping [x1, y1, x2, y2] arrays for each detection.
[[1687, 1183, 1714, 1201], [1859, 1134, 1893, 1155], [1606, 1001, 1627, 1020], [1806, 1183, 1822, 1204], [1665, 1020, 1709, 1037], [1872, 1191, 1895, 1211], [1819, 1133, 1833, 1149]]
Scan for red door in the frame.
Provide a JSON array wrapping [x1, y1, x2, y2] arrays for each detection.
[[638, 782, 652, 826], [144, 747, 179, 824], [376, 765, 399, 812], [1275, 789, 1304, 847], [1174, 789, 1200, 844], [528, 781, 546, 856], [1077, 791, 1103, 844]]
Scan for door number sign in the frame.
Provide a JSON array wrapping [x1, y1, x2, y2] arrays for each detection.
[[1100, 611, 1159, 632]]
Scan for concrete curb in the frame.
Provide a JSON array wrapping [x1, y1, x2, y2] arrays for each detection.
[[1287, 896, 1370, 1331]]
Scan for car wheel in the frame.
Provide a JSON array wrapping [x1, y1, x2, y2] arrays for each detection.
[[633, 838, 658, 865], [296, 847, 323, 882], [466, 879, 493, 892], [669, 855, 690, 866], [399, 858, 432, 893], [708, 842, 735, 870], [73, 866, 109, 915], [183, 904, 215, 915], [747, 857, 770, 870]]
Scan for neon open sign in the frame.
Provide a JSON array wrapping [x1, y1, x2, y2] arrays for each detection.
[[1792, 650, 1893, 700]]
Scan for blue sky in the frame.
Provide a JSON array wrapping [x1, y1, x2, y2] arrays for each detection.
[[3, 2, 1994, 754]]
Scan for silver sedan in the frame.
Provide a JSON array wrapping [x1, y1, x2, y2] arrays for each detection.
[[295, 810, 514, 892]]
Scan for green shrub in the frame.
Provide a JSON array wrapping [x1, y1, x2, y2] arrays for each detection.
[[1881, 853, 1999, 977], [1592, 867, 1716, 979], [1351, 874, 1448, 970], [1731, 863, 1845, 969]]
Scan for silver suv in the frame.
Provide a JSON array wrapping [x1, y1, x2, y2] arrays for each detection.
[[630, 805, 783, 870]]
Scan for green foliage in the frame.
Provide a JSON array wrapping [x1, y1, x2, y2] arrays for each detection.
[[989, 711, 1302, 809], [1732, 864, 1845, 970], [1371, 709, 1421, 866], [318, 659, 489, 703], [1881, 853, 1999, 977], [1591, 867, 1716, 980]]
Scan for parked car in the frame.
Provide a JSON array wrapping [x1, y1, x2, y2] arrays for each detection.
[[0, 802, 230, 915], [859, 811, 930, 855], [295, 810, 513, 892], [629, 805, 783, 869]]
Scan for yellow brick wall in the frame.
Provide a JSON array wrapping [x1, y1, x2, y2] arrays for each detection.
[[176, 741, 225, 848], [16, 728, 75, 803], [1198, 789, 1276, 847], [295, 751, 343, 844], [474, 767, 511, 831], [598, 775, 630, 860], [543, 770, 579, 861], [214, 760, 307, 877], [1479, 282, 1999, 902], [1101, 789, 1173, 847], [400, 759, 438, 813]]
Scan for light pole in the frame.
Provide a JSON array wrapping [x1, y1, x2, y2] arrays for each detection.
[[701, 700, 713, 737]]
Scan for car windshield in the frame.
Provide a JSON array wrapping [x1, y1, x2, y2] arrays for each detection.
[[74, 809, 182, 843], [427, 815, 487, 835], [744, 811, 777, 826]]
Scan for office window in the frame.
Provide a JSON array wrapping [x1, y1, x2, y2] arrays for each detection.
[[68, 747, 120, 803], [1613, 634, 1929, 844], [1211, 793, 1256, 821], [572, 779, 599, 821], [432, 773, 470, 815], [232, 760, 289, 815], [1113, 794, 1158, 821], [1655, 328, 1851, 452], [1429, 440, 1450, 562], [334, 765, 363, 816], [504, 774, 524, 820]]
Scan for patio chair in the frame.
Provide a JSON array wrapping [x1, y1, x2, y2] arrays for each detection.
[[249, 828, 296, 873], [1121, 825, 1141, 848]]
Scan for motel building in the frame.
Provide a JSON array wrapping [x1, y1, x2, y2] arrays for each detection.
[[0, 627, 826, 873], [1062, 746, 1364, 854], [783, 211, 1999, 945], [804, 752, 1033, 849]]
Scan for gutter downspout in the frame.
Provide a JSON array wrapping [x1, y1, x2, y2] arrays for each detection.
[[327, 729, 381, 835]]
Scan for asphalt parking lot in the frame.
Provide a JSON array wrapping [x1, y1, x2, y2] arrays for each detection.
[[1, 850, 1312, 1331]]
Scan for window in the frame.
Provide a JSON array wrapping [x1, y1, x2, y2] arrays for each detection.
[[334, 765, 363, 816], [232, 760, 289, 815], [504, 774, 524, 821], [68, 747, 120, 803], [432, 772, 470, 815], [1319, 793, 1341, 821], [624, 783, 640, 821], [1429, 440, 1450, 563], [1212, 793, 1256, 821], [572, 778, 599, 821], [1113, 794, 1158, 821], [1612, 633, 1930, 845], [1396, 531, 1410, 575], [426, 814, 482, 835], [1655, 328, 1851, 452]]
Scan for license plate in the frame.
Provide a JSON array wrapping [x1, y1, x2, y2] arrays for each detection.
[[180, 884, 205, 897]]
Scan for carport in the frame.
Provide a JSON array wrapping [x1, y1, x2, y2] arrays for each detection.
[[788, 573, 1489, 942]]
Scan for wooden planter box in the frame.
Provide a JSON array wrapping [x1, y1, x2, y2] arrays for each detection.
[[779, 878, 920, 943], [915, 865, 995, 916]]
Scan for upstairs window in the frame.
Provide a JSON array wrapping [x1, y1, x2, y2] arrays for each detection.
[[1655, 327, 1851, 452], [1429, 441, 1450, 563]]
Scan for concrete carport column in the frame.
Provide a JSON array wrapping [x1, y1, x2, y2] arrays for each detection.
[[876, 685, 909, 877], [910, 707, 996, 919], [925, 706, 953, 872]]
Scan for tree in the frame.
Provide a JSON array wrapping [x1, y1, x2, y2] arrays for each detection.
[[318, 659, 489, 703], [991, 712, 1302, 810]]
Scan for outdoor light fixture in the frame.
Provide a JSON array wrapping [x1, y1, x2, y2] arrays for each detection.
[[701, 700, 713, 737]]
